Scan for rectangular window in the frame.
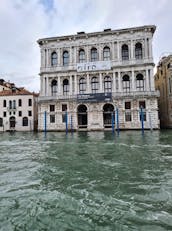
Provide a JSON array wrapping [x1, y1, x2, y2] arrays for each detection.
[[28, 111, 32, 116], [18, 99, 22, 107], [125, 101, 131, 109], [3, 111, 6, 117], [19, 111, 22, 117], [28, 99, 32, 106], [125, 101, 131, 121], [50, 104, 55, 112], [139, 101, 146, 109], [50, 114, 55, 123], [3, 100, 6, 107], [62, 104, 67, 111], [125, 112, 132, 121]]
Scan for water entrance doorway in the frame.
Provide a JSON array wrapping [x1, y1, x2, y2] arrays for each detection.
[[103, 103, 114, 128], [77, 104, 87, 128]]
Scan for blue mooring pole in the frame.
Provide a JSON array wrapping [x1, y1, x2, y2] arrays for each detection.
[[44, 111, 47, 134], [116, 107, 119, 135], [65, 111, 68, 135], [140, 106, 144, 135], [71, 115, 73, 134], [111, 112, 115, 134]]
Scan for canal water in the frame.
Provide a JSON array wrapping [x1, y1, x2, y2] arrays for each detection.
[[0, 130, 172, 231]]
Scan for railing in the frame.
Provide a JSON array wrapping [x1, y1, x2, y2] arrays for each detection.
[[40, 58, 154, 73], [38, 90, 159, 102]]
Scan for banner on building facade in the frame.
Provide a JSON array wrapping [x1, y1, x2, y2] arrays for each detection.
[[77, 93, 112, 103], [76, 61, 111, 72]]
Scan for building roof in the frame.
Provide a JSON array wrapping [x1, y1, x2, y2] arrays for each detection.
[[37, 25, 156, 45], [0, 88, 35, 96]]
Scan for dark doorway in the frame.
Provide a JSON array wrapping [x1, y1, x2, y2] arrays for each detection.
[[9, 116, 16, 129], [103, 103, 114, 128], [77, 105, 87, 128]]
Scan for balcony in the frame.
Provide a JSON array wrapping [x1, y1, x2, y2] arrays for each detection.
[[38, 90, 159, 103]]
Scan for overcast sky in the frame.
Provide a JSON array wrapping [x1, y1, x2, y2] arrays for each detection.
[[0, 0, 172, 92]]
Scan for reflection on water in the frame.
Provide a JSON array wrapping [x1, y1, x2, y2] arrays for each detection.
[[0, 130, 172, 230]]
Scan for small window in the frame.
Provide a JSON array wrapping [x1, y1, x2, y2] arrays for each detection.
[[28, 99, 32, 106], [28, 111, 32, 117], [91, 77, 99, 93], [23, 117, 28, 126], [125, 102, 131, 109], [50, 105, 55, 112], [51, 79, 58, 96], [18, 99, 22, 107], [122, 75, 130, 92], [50, 114, 55, 123], [62, 104, 67, 111], [63, 79, 69, 95], [139, 101, 146, 109], [125, 112, 132, 121], [3, 100, 6, 107], [0, 118, 3, 127], [136, 74, 144, 91], [18, 111, 22, 117], [3, 112, 6, 117]]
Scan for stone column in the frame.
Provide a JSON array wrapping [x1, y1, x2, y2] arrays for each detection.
[[113, 71, 116, 92], [99, 73, 103, 92], [131, 40, 134, 60], [150, 69, 155, 91], [144, 38, 148, 59], [117, 41, 120, 61], [46, 77, 49, 96], [69, 75, 73, 95], [74, 74, 77, 94], [86, 73, 90, 93], [131, 68, 135, 91], [58, 76, 61, 95], [149, 38, 153, 59], [145, 68, 149, 91], [118, 71, 122, 92]]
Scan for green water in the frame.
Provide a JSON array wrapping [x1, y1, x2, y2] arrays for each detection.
[[0, 130, 172, 231]]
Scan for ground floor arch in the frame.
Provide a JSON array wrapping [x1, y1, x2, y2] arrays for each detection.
[[9, 116, 16, 129], [103, 103, 114, 128], [77, 104, 88, 128]]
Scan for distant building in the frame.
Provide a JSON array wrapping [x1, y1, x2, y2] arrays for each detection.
[[155, 55, 172, 128], [0, 80, 38, 131], [37, 25, 159, 131]]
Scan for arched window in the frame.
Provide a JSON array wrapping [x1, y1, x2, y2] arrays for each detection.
[[79, 78, 86, 94], [91, 77, 99, 93], [51, 79, 58, 96], [122, 75, 130, 92], [0, 118, 3, 127], [79, 49, 85, 63], [63, 51, 69, 66], [63, 79, 69, 95], [104, 76, 112, 93], [103, 46, 110, 61], [51, 52, 57, 66], [122, 44, 129, 60], [91, 48, 98, 62], [135, 43, 142, 59], [136, 74, 144, 91], [23, 117, 28, 126]]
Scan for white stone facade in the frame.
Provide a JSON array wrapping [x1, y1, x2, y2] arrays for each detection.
[[38, 25, 159, 131]]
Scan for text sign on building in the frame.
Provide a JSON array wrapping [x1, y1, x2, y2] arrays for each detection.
[[77, 93, 112, 103], [76, 61, 111, 72]]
